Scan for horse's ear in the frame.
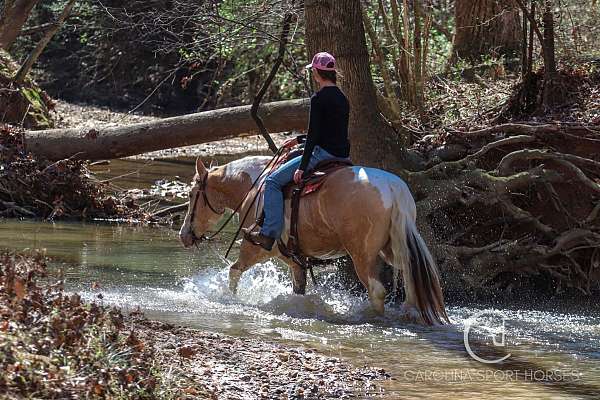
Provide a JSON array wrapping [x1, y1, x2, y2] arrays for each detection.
[[195, 157, 207, 176], [209, 159, 218, 169]]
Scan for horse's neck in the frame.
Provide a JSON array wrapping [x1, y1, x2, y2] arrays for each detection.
[[216, 156, 270, 210]]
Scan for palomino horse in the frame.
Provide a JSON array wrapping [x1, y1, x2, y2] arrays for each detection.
[[179, 156, 448, 325]]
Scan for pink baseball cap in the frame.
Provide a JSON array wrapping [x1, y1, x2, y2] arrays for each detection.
[[305, 52, 336, 71]]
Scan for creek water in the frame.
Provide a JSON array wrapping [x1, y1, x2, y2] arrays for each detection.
[[2, 159, 600, 399]]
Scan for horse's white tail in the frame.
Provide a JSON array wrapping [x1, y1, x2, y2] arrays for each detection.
[[389, 190, 449, 325]]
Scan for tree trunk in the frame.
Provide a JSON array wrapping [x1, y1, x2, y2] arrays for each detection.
[[542, 1, 558, 109], [450, 0, 522, 64], [25, 99, 309, 161], [304, 0, 405, 169], [13, 0, 77, 84], [0, 0, 39, 50]]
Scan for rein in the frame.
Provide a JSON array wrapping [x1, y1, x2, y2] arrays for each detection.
[[188, 147, 287, 250]]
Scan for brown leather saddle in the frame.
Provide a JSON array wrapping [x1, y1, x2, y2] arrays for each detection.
[[252, 148, 353, 278], [277, 157, 353, 272], [282, 157, 353, 199]]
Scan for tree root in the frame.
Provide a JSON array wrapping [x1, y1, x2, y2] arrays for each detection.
[[0, 200, 36, 217], [407, 122, 600, 297]]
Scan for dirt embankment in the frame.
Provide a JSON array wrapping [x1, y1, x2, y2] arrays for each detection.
[[404, 64, 600, 300], [0, 252, 387, 399], [0, 124, 142, 220]]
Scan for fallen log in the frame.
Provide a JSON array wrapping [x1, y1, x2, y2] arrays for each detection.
[[25, 98, 310, 161]]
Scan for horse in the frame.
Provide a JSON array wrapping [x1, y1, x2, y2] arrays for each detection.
[[179, 155, 449, 325]]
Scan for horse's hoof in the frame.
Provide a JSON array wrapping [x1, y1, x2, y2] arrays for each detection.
[[292, 282, 306, 295], [399, 302, 422, 323]]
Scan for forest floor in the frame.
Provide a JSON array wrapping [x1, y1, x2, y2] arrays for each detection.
[[0, 252, 387, 399]]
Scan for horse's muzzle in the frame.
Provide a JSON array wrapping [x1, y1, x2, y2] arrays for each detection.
[[180, 229, 211, 248], [179, 231, 196, 248]]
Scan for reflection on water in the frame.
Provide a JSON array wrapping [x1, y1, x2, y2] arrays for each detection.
[[2, 220, 600, 399]]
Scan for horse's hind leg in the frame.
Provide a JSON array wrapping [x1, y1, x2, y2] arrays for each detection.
[[349, 253, 386, 315]]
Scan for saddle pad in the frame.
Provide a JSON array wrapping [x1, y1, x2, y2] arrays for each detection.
[[283, 158, 353, 198]]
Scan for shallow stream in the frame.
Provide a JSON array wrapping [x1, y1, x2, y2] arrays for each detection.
[[2, 159, 599, 399]]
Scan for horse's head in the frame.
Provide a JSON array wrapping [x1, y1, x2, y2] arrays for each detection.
[[179, 158, 225, 248]]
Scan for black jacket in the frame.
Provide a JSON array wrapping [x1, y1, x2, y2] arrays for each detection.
[[299, 86, 350, 171]]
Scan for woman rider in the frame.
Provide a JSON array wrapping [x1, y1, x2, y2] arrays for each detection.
[[243, 51, 351, 251]]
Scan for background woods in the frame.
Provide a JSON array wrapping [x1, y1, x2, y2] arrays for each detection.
[[450, 0, 522, 65], [0, 0, 40, 50], [1, 0, 600, 298]]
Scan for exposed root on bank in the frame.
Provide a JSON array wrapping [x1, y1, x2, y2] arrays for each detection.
[[408, 122, 600, 297]]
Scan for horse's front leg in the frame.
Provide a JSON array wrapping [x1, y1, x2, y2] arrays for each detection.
[[280, 259, 307, 295], [228, 239, 273, 294]]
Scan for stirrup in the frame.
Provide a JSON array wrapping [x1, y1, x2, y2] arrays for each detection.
[[242, 227, 259, 245], [242, 228, 275, 251]]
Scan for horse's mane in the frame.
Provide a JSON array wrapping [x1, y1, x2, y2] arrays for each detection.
[[223, 155, 271, 182]]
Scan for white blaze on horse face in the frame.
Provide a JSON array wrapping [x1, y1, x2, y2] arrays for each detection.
[[179, 189, 196, 246], [225, 156, 271, 183], [351, 167, 396, 209]]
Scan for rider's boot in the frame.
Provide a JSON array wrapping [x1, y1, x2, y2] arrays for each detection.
[[242, 228, 275, 251]]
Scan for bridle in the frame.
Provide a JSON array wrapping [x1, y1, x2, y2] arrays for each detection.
[[187, 172, 225, 243]]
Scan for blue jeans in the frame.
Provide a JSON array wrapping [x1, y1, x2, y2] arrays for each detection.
[[260, 146, 344, 239]]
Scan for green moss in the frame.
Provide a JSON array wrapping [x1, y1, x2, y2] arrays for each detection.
[[19, 87, 54, 129], [0, 50, 54, 129], [20, 87, 43, 108]]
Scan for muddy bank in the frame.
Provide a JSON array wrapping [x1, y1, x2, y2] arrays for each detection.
[[133, 316, 387, 399], [0, 125, 142, 220], [0, 252, 387, 399]]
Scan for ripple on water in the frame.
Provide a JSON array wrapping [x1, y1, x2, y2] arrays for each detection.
[[75, 260, 600, 400]]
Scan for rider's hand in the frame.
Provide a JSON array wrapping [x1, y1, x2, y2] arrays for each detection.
[[282, 137, 299, 149], [293, 169, 304, 184]]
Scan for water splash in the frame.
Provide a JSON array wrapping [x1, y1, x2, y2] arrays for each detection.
[[181, 260, 291, 305], [182, 262, 375, 324]]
